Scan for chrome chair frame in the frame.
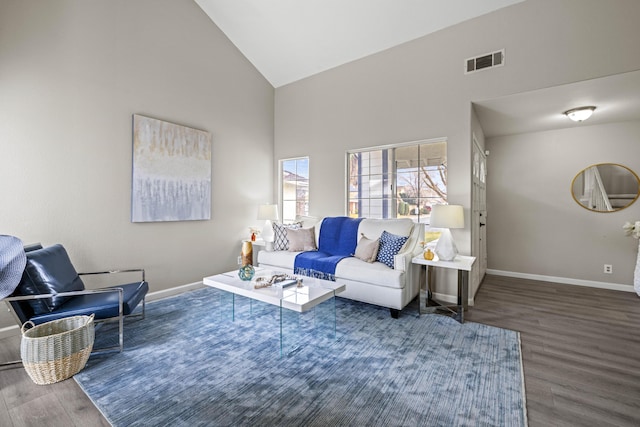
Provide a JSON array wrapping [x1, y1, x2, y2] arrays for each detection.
[[0, 269, 146, 369]]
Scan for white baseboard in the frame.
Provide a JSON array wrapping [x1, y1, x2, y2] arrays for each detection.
[[486, 269, 635, 293], [429, 292, 475, 307], [0, 281, 205, 340], [146, 281, 204, 302], [431, 292, 456, 305]]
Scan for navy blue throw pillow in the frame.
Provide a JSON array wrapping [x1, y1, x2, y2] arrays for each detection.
[[376, 231, 409, 268]]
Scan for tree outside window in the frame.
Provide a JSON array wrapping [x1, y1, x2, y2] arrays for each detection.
[[348, 141, 446, 224]]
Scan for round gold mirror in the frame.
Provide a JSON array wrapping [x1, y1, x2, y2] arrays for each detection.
[[571, 163, 640, 212]]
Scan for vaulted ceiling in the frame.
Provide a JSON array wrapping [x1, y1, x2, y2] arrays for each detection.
[[195, 0, 524, 88], [193, 1, 640, 136]]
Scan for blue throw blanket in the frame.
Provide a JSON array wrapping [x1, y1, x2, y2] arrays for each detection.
[[294, 217, 363, 281]]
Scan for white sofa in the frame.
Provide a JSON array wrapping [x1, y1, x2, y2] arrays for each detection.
[[257, 217, 424, 317]]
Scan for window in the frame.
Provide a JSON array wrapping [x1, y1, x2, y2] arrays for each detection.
[[280, 157, 309, 223], [347, 140, 446, 224]]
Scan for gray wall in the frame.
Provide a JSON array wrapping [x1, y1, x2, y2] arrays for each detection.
[[274, 0, 640, 298], [487, 121, 640, 287], [0, 0, 274, 330], [2, 0, 640, 333]]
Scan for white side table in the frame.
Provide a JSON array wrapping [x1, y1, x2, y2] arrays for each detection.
[[251, 238, 266, 247], [411, 255, 476, 323], [252, 238, 273, 252], [249, 238, 273, 266]]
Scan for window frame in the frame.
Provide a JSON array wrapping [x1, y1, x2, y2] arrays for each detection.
[[279, 156, 310, 223], [345, 138, 447, 224]]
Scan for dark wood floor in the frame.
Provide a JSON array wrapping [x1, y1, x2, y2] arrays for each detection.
[[1, 275, 639, 426], [0, 330, 109, 427], [466, 275, 640, 427]]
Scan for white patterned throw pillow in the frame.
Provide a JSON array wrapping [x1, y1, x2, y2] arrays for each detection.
[[272, 222, 302, 251], [376, 230, 409, 268]]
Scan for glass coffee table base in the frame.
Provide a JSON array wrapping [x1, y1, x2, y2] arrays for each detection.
[[217, 290, 337, 357], [280, 297, 337, 357]]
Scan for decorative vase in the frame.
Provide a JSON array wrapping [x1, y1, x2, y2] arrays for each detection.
[[635, 240, 640, 296], [238, 264, 255, 281], [241, 240, 253, 266], [434, 228, 458, 261], [424, 248, 435, 261]]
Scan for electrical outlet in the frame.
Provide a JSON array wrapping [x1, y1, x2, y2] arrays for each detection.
[[604, 264, 613, 274], [237, 256, 242, 265]]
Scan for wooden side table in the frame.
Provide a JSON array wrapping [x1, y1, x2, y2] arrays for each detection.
[[411, 255, 476, 323]]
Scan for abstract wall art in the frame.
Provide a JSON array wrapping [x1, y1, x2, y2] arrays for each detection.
[[131, 114, 212, 222]]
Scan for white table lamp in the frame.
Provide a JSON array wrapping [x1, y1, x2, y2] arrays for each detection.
[[429, 204, 464, 261], [257, 204, 279, 243]]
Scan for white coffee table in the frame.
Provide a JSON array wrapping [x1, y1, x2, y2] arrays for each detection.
[[203, 267, 345, 355]]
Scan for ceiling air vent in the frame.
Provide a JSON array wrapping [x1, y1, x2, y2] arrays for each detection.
[[465, 49, 505, 74]]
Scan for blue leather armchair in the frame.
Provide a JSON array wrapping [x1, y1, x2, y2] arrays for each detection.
[[4, 244, 148, 354]]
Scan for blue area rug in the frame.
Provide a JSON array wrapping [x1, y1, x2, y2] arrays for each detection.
[[75, 287, 527, 426]]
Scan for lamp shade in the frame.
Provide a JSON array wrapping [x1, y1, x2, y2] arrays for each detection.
[[429, 204, 464, 229], [257, 204, 279, 221], [430, 205, 464, 261]]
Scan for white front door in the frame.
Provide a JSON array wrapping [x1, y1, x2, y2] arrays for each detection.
[[471, 136, 487, 299]]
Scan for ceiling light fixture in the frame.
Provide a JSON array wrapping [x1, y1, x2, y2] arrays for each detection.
[[563, 106, 596, 122]]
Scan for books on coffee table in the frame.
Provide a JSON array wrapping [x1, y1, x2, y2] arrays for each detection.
[[273, 278, 299, 289]]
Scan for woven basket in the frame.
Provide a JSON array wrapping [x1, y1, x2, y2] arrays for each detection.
[[20, 314, 95, 385]]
